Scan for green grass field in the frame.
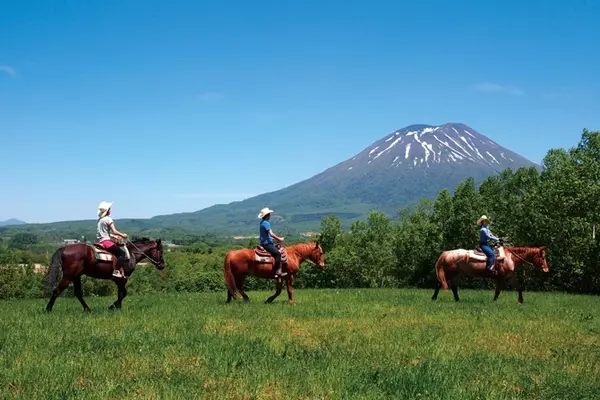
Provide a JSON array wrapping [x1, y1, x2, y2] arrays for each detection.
[[1, 288, 599, 399]]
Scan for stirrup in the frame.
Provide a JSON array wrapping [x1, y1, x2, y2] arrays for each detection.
[[112, 270, 124, 278]]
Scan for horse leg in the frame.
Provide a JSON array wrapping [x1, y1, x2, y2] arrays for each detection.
[[448, 274, 460, 302], [72, 276, 91, 312], [109, 279, 127, 310], [265, 279, 283, 304], [45, 277, 72, 312], [451, 283, 459, 302], [285, 275, 295, 305], [234, 274, 250, 303], [431, 282, 441, 300], [510, 275, 524, 304], [493, 277, 505, 301]]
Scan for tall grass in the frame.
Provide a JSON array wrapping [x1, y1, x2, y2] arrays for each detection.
[[1, 288, 599, 399]]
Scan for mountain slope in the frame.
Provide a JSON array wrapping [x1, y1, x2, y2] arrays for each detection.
[[1, 122, 539, 238], [0, 219, 27, 227], [151, 122, 538, 232]]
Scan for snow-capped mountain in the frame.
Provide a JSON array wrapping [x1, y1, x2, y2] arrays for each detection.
[[343, 123, 532, 172], [138, 122, 540, 232]]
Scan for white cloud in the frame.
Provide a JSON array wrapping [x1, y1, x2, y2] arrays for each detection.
[[473, 82, 524, 95], [0, 65, 17, 77]]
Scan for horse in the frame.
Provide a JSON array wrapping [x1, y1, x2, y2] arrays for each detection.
[[431, 244, 549, 303], [44, 238, 166, 312], [223, 241, 325, 304]]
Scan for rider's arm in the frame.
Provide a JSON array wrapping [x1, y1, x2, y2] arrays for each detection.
[[109, 221, 128, 239], [483, 226, 499, 242], [269, 230, 284, 242]]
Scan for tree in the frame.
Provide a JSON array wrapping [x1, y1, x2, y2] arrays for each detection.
[[319, 215, 342, 253], [445, 177, 482, 249], [9, 233, 38, 250]]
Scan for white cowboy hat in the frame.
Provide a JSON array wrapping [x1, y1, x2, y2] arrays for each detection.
[[258, 207, 274, 219], [477, 215, 489, 225], [97, 201, 113, 217]]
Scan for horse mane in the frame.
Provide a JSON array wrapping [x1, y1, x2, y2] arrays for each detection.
[[131, 237, 157, 244], [287, 241, 320, 256], [506, 247, 540, 257], [290, 241, 319, 250]]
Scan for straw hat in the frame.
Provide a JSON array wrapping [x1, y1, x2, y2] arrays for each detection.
[[258, 207, 274, 219], [477, 215, 489, 225], [97, 201, 113, 218]]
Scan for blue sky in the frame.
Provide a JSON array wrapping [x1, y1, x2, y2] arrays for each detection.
[[1, 0, 599, 223]]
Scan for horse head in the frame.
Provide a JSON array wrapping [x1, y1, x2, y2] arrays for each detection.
[[533, 246, 549, 273], [308, 241, 325, 268], [129, 238, 166, 270]]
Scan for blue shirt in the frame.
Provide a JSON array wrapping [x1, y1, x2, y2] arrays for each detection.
[[259, 220, 273, 245], [479, 224, 499, 244]]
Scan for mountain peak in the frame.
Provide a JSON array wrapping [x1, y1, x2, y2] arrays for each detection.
[[0, 218, 27, 227], [345, 122, 533, 172]]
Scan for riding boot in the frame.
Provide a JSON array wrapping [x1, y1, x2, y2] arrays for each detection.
[[272, 262, 287, 278], [113, 258, 126, 278]]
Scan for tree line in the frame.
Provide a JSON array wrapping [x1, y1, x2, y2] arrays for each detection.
[[315, 129, 599, 294], [0, 129, 598, 299]]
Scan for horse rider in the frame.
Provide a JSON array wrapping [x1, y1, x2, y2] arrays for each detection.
[[258, 207, 287, 278], [477, 215, 500, 273], [96, 201, 129, 278]]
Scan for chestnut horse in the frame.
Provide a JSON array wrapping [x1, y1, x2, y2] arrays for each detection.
[[224, 241, 325, 304], [45, 238, 166, 312], [431, 245, 549, 303]]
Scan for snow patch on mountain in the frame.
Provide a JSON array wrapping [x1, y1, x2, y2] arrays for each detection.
[[347, 123, 533, 172]]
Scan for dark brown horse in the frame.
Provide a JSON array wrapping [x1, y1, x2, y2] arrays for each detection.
[[45, 238, 166, 312], [431, 245, 549, 303], [224, 241, 325, 304]]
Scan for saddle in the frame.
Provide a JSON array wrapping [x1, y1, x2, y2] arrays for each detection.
[[91, 242, 130, 262], [254, 243, 288, 264], [468, 246, 505, 263]]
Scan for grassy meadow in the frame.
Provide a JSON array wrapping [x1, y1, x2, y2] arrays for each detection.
[[1, 288, 599, 399]]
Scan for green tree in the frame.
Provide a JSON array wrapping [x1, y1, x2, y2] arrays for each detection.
[[9, 232, 39, 250], [318, 215, 342, 252], [445, 177, 482, 249]]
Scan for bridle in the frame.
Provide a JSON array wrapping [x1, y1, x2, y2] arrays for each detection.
[[126, 240, 163, 267]]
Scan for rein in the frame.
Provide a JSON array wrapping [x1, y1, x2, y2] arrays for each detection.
[[126, 240, 161, 267], [506, 248, 535, 267]]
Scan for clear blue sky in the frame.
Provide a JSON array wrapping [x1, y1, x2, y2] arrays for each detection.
[[1, 0, 598, 223]]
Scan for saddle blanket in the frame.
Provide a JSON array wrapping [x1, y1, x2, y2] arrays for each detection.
[[90, 243, 131, 262], [254, 244, 288, 264], [447, 247, 505, 262]]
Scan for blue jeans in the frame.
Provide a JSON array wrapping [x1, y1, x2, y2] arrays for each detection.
[[261, 243, 282, 272], [480, 244, 495, 268]]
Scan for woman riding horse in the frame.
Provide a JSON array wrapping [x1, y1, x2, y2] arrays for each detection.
[[477, 215, 501, 273], [258, 207, 287, 277], [96, 201, 129, 278]]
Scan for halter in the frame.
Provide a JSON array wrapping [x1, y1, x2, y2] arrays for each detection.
[[126, 240, 162, 267]]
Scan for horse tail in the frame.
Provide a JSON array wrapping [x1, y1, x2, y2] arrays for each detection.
[[45, 247, 64, 295], [223, 251, 239, 298], [435, 252, 449, 289]]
